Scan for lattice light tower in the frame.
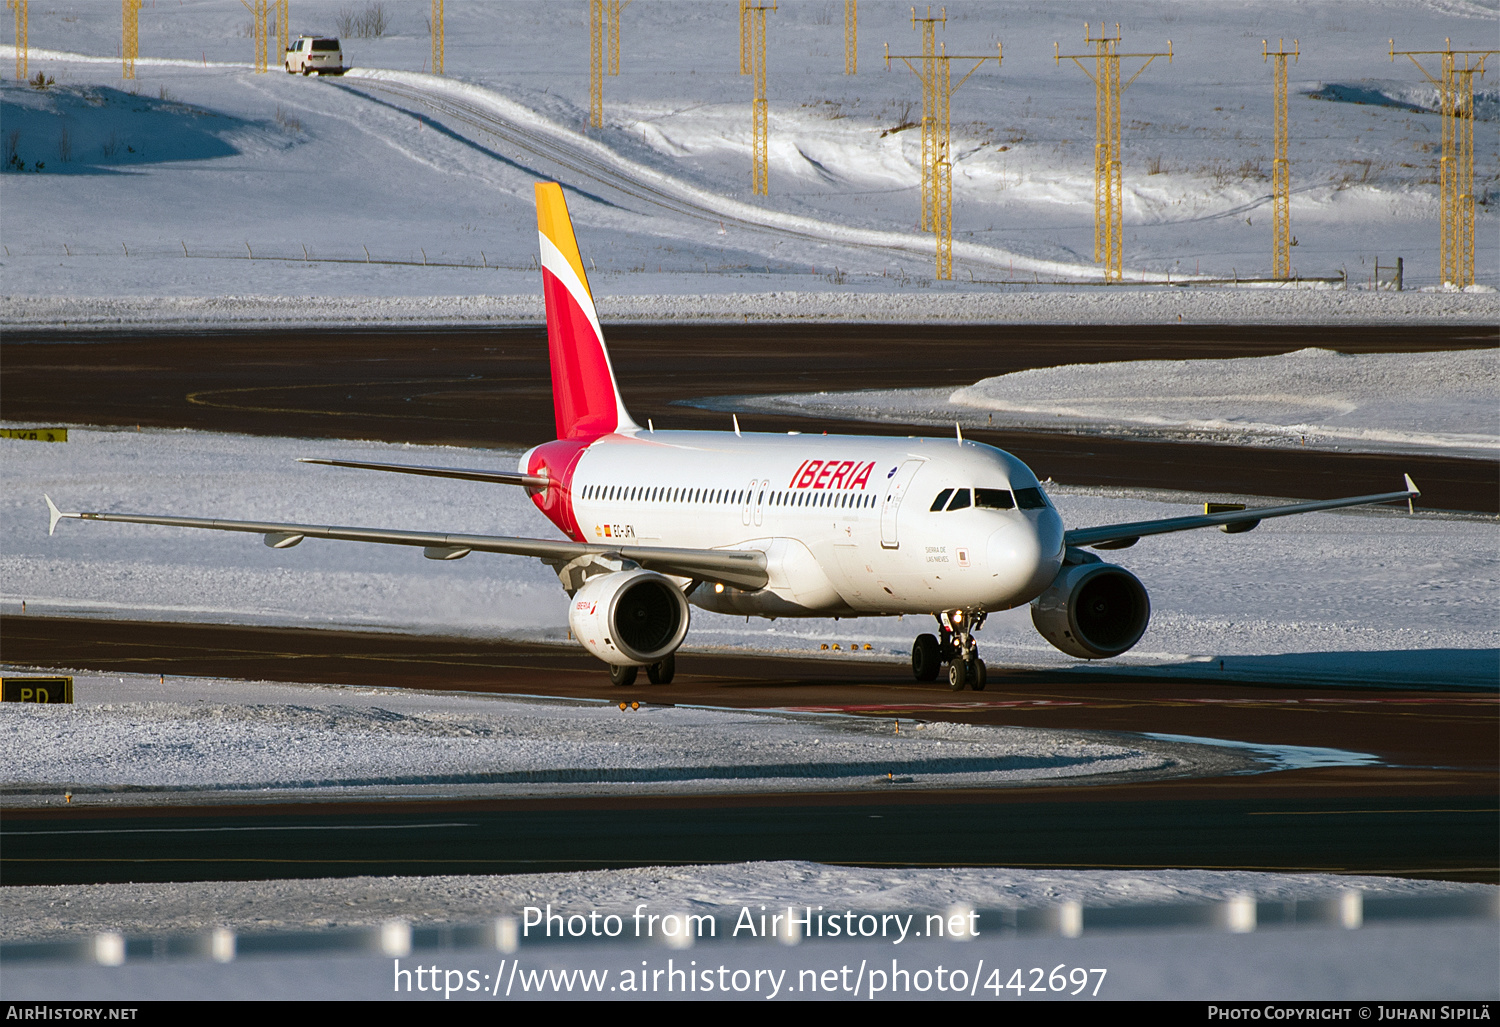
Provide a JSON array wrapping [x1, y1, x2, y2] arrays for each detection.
[[1055, 23, 1171, 282], [431, 0, 444, 75], [1264, 38, 1299, 280], [275, 0, 288, 59], [240, 0, 268, 73], [1391, 39, 1496, 288], [909, 6, 943, 232], [7, 0, 27, 80], [739, 0, 750, 75], [122, 0, 142, 79], [845, 0, 856, 75], [748, 1, 775, 194], [887, 39, 1001, 279], [608, 0, 630, 76], [588, 0, 604, 126]]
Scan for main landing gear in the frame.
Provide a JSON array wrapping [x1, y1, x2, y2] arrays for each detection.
[[911, 609, 987, 691], [609, 652, 676, 687]]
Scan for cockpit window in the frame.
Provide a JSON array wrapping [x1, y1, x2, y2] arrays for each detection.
[[974, 488, 1015, 510], [1014, 486, 1049, 510], [946, 488, 971, 511], [929, 488, 953, 512]]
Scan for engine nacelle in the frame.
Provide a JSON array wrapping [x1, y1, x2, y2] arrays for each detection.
[[568, 569, 690, 666], [1030, 560, 1151, 659]]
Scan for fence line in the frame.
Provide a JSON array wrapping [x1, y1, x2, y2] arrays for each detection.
[[0, 243, 1387, 288]]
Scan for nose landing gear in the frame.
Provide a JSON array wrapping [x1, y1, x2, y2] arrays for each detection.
[[911, 609, 987, 690]]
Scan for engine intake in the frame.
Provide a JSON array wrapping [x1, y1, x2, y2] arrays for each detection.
[[568, 569, 690, 666], [1030, 560, 1150, 659]]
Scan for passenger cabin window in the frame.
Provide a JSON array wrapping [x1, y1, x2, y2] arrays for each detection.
[[1014, 486, 1049, 510], [930, 489, 953, 511], [975, 488, 1015, 510], [946, 489, 971, 511]]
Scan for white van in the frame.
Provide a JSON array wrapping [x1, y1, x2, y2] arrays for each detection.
[[284, 37, 344, 75]]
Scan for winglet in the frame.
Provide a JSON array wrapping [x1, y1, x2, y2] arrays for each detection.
[[1404, 473, 1419, 514], [44, 494, 70, 536]]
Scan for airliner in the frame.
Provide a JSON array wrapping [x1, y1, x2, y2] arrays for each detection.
[[46, 183, 1420, 689]]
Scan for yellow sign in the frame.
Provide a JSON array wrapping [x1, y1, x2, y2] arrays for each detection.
[[0, 428, 68, 442], [1, 676, 74, 703]]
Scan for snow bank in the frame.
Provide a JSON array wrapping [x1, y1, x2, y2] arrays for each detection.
[[0, 673, 1210, 802], [725, 348, 1500, 459], [3, 860, 1490, 944], [948, 347, 1499, 456], [5, 288, 1496, 332]]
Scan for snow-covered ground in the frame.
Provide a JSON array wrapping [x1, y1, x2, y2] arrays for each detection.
[[3, 859, 1495, 1001], [723, 346, 1500, 459], [5, 420, 1496, 688], [1, 672, 1242, 805], [5, 288, 1496, 331], [2, 0, 1497, 319], [8, 860, 1492, 944]]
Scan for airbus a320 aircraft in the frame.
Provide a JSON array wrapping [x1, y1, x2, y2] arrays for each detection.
[[47, 183, 1420, 690]]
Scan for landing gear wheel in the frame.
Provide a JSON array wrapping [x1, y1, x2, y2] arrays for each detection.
[[969, 657, 987, 692], [646, 653, 676, 684], [912, 634, 941, 682], [609, 664, 638, 687], [947, 660, 967, 692]]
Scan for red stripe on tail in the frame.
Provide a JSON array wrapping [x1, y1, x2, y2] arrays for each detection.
[[542, 268, 621, 440]]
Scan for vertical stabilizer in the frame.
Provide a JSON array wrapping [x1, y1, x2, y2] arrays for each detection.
[[535, 182, 638, 439]]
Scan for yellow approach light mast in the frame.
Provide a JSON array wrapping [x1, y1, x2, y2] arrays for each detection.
[[1264, 38, 1299, 281], [588, 0, 628, 126], [1391, 39, 1495, 289], [1055, 23, 1171, 282], [609, 0, 630, 76], [904, 6, 944, 232], [275, 0, 288, 60], [748, 1, 775, 194], [589, 0, 603, 126], [240, 0, 268, 73], [845, 0, 857, 75], [886, 35, 1001, 280], [122, 0, 141, 79], [7, 0, 27, 80], [431, 0, 444, 75], [739, 0, 750, 75]]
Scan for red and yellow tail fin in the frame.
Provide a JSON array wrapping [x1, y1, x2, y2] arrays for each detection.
[[535, 183, 637, 440]]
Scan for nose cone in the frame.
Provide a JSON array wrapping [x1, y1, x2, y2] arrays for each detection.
[[987, 508, 1065, 605]]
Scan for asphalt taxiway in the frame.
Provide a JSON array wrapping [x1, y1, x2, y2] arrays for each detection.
[[3, 323, 1494, 511]]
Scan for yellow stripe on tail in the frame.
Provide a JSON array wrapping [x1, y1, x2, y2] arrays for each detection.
[[535, 182, 593, 304]]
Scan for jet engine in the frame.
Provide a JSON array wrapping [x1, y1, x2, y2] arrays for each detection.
[[1030, 558, 1150, 659], [567, 569, 691, 667]]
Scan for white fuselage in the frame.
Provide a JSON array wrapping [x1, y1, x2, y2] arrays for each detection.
[[525, 429, 1067, 618]]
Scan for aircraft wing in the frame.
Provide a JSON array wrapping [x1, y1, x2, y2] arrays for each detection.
[[1063, 476, 1420, 550], [296, 458, 551, 489], [44, 497, 769, 591]]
